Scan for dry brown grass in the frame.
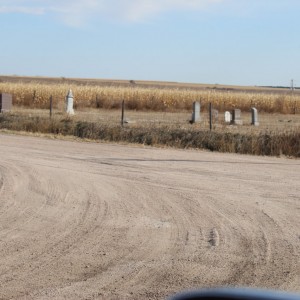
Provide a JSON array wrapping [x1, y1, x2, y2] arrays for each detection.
[[10, 107, 300, 133], [1, 109, 299, 157]]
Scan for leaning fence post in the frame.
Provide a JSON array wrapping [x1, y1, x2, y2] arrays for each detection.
[[49, 95, 53, 118], [121, 100, 125, 127], [209, 102, 213, 131]]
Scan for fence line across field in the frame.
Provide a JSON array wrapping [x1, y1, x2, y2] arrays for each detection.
[[44, 95, 300, 131], [10, 107, 300, 133], [1, 92, 299, 133]]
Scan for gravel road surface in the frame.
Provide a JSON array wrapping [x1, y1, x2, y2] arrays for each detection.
[[0, 134, 299, 299]]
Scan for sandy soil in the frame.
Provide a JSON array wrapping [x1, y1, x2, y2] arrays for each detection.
[[0, 134, 299, 299]]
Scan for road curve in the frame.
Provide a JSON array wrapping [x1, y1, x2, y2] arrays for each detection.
[[0, 134, 299, 299]]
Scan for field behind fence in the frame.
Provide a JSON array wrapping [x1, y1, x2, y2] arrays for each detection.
[[1, 79, 300, 157], [1, 81, 300, 114]]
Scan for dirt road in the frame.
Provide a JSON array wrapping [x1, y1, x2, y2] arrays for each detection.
[[0, 134, 299, 299]]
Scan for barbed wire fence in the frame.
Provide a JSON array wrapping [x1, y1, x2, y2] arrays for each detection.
[[8, 97, 299, 134]]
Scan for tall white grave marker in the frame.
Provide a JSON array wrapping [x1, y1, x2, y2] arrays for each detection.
[[66, 89, 75, 115], [191, 101, 201, 123], [251, 107, 259, 126]]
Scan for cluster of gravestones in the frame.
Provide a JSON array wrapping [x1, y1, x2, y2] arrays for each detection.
[[0, 91, 74, 115], [191, 102, 259, 126], [225, 108, 259, 126], [66, 95, 260, 126]]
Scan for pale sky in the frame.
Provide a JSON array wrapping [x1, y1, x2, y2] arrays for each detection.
[[1, 0, 299, 86]]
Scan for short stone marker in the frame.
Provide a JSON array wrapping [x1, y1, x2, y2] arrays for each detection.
[[66, 89, 75, 115], [225, 111, 231, 123], [191, 101, 201, 123], [251, 107, 259, 126], [231, 109, 243, 125]]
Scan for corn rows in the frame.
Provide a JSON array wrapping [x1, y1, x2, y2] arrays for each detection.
[[0, 81, 299, 113]]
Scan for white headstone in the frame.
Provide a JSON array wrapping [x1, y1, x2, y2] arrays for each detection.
[[225, 111, 231, 123], [251, 107, 259, 126], [191, 101, 201, 123], [66, 89, 74, 115]]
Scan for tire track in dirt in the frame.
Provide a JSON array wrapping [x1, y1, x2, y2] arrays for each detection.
[[0, 134, 299, 299], [201, 193, 299, 290], [255, 209, 299, 289], [0, 162, 114, 299], [0, 163, 39, 238]]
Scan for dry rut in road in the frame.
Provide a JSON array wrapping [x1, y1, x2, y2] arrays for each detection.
[[0, 134, 299, 299]]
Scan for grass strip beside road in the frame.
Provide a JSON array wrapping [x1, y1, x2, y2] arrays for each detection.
[[0, 113, 299, 158]]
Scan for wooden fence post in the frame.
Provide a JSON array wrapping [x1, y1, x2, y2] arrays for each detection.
[[121, 100, 125, 127], [49, 95, 53, 118], [209, 102, 213, 131]]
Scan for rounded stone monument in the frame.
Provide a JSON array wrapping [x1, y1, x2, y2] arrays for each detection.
[[66, 89, 75, 115]]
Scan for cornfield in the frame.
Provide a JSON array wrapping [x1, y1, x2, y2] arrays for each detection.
[[0, 81, 300, 114]]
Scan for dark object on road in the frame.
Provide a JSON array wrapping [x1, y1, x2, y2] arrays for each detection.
[[169, 288, 300, 300]]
